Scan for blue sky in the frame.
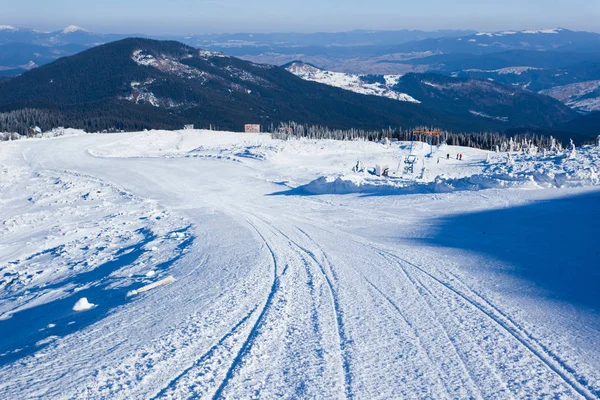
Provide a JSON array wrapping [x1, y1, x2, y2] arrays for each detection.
[[1, 0, 598, 34]]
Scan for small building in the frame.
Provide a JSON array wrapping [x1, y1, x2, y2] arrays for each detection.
[[375, 164, 389, 177], [245, 124, 261, 133], [183, 124, 194, 130]]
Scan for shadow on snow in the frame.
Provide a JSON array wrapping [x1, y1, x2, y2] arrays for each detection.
[[420, 190, 600, 312], [0, 226, 193, 367]]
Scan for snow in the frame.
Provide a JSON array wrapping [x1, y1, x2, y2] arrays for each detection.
[[286, 62, 420, 103], [131, 50, 207, 81], [61, 25, 88, 34], [298, 145, 599, 195], [469, 110, 509, 122], [541, 80, 600, 112], [0, 130, 599, 398], [465, 66, 544, 75], [72, 298, 95, 312], [0, 25, 18, 32], [522, 28, 562, 34]]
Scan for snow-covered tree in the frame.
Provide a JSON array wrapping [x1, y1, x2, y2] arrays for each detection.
[[569, 139, 577, 158]]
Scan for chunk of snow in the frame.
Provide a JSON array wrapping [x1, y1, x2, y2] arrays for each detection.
[[127, 276, 175, 296], [146, 270, 156, 278], [73, 297, 96, 312]]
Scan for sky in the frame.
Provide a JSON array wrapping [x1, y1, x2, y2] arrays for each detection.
[[1, 0, 599, 34]]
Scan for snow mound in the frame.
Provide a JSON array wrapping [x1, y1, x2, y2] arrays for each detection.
[[73, 297, 96, 312], [297, 147, 600, 195]]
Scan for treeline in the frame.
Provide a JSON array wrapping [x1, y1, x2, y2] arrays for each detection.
[[0, 109, 66, 136], [269, 122, 561, 151]]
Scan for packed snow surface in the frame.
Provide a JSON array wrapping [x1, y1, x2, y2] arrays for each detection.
[[1, 130, 599, 399]]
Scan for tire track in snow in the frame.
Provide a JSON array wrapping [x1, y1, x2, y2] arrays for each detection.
[[359, 276, 457, 399], [149, 306, 258, 399], [372, 248, 487, 399], [379, 249, 597, 400], [296, 225, 490, 398], [258, 221, 353, 399], [210, 219, 281, 400]]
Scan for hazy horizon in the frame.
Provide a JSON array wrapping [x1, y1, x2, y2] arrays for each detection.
[[1, 0, 598, 35], [1, 24, 600, 36]]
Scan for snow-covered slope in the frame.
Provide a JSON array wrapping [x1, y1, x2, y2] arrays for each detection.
[[285, 61, 420, 103], [541, 80, 600, 112], [1, 130, 599, 399]]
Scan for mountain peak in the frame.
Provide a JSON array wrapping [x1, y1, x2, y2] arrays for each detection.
[[62, 25, 88, 34], [0, 25, 18, 32]]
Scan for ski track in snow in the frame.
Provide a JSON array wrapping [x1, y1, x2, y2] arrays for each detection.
[[0, 130, 599, 399]]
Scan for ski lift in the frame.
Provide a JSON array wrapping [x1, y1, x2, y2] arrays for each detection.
[[404, 154, 417, 174], [413, 129, 443, 157]]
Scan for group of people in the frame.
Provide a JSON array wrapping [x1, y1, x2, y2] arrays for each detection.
[[444, 153, 463, 160]]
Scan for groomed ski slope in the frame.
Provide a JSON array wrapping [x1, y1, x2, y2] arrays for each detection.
[[0, 129, 599, 399]]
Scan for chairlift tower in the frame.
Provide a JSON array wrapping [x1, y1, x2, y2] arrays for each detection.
[[413, 129, 443, 157]]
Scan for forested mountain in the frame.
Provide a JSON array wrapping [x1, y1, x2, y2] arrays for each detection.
[[392, 73, 579, 128], [0, 38, 591, 136], [285, 60, 580, 131], [0, 38, 453, 133]]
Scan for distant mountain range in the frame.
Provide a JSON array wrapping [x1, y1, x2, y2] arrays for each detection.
[[0, 26, 598, 140], [0, 38, 455, 133], [0, 38, 586, 138], [0, 26, 471, 73], [2, 25, 599, 115]]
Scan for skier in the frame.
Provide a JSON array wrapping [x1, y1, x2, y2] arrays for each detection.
[[437, 157, 440, 164], [456, 153, 459, 160], [446, 153, 450, 160], [460, 154, 463, 161]]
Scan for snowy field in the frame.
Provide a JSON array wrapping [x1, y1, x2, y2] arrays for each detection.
[[1, 129, 599, 399]]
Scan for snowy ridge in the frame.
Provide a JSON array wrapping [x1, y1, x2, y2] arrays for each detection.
[[475, 28, 563, 37], [61, 25, 88, 34], [285, 62, 420, 103], [540, 80, 600, 112], [464, 66, 544, 75], [0, 25, 18, 32]]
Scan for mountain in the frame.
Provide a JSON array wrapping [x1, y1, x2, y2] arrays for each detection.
[[0, 38, 587, 135], [0, 26, 475, 76], [284, 62, 579, 130], [398, 49, 600, 112], [0, 42, 88, 72], [384, 28, 600, 56], [391, 73, 579, 129], [0, 38, 463, 133], [283, 61, 419, 103], [556, 111, 600, 137], [540, 80, 600, 113]]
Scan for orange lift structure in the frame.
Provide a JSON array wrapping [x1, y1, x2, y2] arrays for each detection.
[[413, 128, 443, 157]]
